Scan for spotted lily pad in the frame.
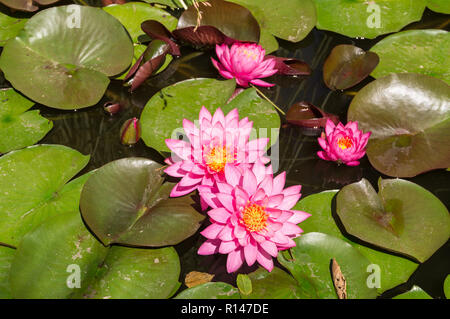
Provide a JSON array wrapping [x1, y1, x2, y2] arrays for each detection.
[[336, 178, 450, 263], [175, 282, 241, 299], [370, 30, 449, 84], [347, 73, 450, 177], [80, 157, 205, 247], [0, 5, 133, 109], [296, 190, 419, 293], [0, 144, 90, 246], [313, 0, 427, 39], [278, 232, 378, 299], [140, 78, 280, 153], [0, 88, 52, 154]]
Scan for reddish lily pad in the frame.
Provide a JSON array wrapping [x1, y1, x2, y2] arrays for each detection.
[[80, 158, 205, 247], [268, 56, 311, 76], [347, 73, 450, 177], [286, 101, 339, 135], [0, 0, 60, 12], [323, 45, 379, 90], [336, 178, 450, 263]]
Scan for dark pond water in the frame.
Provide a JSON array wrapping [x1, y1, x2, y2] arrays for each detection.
[[4, 7, 447, 298]]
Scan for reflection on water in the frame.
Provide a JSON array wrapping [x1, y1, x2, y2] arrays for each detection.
[[27, 10, 450, 298]]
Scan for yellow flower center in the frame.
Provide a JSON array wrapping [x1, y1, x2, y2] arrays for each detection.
[[242, 204, 268, 232], [239, 48, 258, 61], [337, 136, 353, 150], [204, 146, 234, 173]]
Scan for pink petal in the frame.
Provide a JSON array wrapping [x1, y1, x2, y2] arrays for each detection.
[[272, 172, 286, 195], [198, 239, 220, 255], [277, 194, 301, 210], [224, 164, 242, 187], [259, 240, 278, 257], [287, 210, 311, 224], [244, 240, 257, 266], [249, 79, 275, 87], [219, 240, 239, 254], [201, 223, 225, 239], [226, 249, 244, 273], [256, 249, 274, 272], [164, 161, 185, 178], [208, 207, 231, 224], [243, 168, 257, 195], [216, 193, 235, 212], [281, 222, 302, 236]]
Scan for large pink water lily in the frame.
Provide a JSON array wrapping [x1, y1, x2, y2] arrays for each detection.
[[211, 42, 278, 88], [197, 162, 311, 273], [317, 119, 371, 166], [164, 107, 270, 206]]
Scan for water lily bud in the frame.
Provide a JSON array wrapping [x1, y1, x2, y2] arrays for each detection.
[[120, 117, 141, 146], [104, 102, 121, 115]]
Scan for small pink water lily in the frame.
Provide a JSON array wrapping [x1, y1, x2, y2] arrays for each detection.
[[211, 42, 278, 88], [197, 162, 311, 273], [164, 107, 270, 206], [317, 119, 371, 166]]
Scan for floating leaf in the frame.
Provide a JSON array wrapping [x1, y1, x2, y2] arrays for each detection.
[[286, 101, 339, 134], [141, 20, 181, 55], [80, 246, 181, 299], [0, 5, 134, 109], [0, 88, 52, 154], [336, 178, 450, 263], [370, 30, 449, 84], [236, 274, 252, 296], [175, 282, 241, 299], [0, 0, 60, 12], [80, 157, 204, 247], [313, 0, 427, 39], [427, 0, 450, 14], [393, 285, 433, 299], [242, 267, 303, 299], [229, 0, 316, 42], [185, 271, 214, 288], [331, 258, 347, 299], [347, 73, 450, 177], [140, 78, 280, 152], [9, 211, 108, 299], [268, 56, 311, 76], [444, 275, 450, 299], [0, 11, 27, 46], [103, 2, 177, 43], [0, 245, 15, 299], [259, 29, 278, 54], [0, 145, 90, 246], [278, 232, 378, 299], [296, 190, 419, 293], [323, 45, 379, 90]]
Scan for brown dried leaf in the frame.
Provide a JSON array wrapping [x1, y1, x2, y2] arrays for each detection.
[[185, 271, 215, 288], [331, 258, 347, 299]]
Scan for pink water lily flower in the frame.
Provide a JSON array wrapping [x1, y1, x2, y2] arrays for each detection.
[[317, 119, 371, 166], [211, 42, 278, 88], [164, 107, 270, 206], [197, 161, 311, 273]]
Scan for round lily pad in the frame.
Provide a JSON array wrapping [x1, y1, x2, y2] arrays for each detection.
[[229, 0, 316, 42], [0, 0, 60, 12], [140, 78, 280, 153], [175, 282, 241, 299], [0, 245, 15, 299], [9, 211, 108, 299], [370, 29, 449, 84], [393, 285, 432, 299], [336, 178, 450, 263], [0, 88, 53, 154], [296, 190, 419, 293], [103, 2, 177, 43], [0, 11, 27, 46], [427, 0, 450, 13], [0, 144, 90, 246], [0, 5, 134, 109], [80, 157, 205, 247], [444, 275, 450, 299], [278, 232, 378, 299], [313, 0, 427, 39], [347, 73, 450, 177]]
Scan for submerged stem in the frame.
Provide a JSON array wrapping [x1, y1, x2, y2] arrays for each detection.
[[250, 84, 286, 116]]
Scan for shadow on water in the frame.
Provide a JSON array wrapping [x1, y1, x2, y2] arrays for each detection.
[[18, 8, 449, 298]]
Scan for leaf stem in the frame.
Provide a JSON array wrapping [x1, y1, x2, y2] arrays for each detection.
[[250, 84, 286, 116]]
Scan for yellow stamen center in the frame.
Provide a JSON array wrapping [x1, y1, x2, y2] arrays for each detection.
[[204, 146, 234, 173], [242, 204, 268, 232], [239, 48, 258, 61], [337, 136, 353, 150]]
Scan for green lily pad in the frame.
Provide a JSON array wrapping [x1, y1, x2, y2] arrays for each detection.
[[444, 275, 450, 299], [80, 246, 181, 299], [347, 73, 450, 177], [370, 30, 450, 84], [80, 157, 205, 247], [296, 190, 418, 293], [313, 0, 427, 39], [0, 88, 53, 154], [0, 5, 133, 109], [175, 282, 241, 299], [9, 211, 108, 299], [229, 0, 316, 42], [427, 0, 450, 13], [336, 178, 450, 263], [140, 78, 280, 152], [0, 11, 27, 46], [242, 267, 304, 299], [0, 245, 15, 299], [237, 274, 252, 296], [259, 28, 278, 54], [278, 232, 378, 299], [393, 285, 433, 299], [104, 2, 177, 43], [0, 144, 90, 246]]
